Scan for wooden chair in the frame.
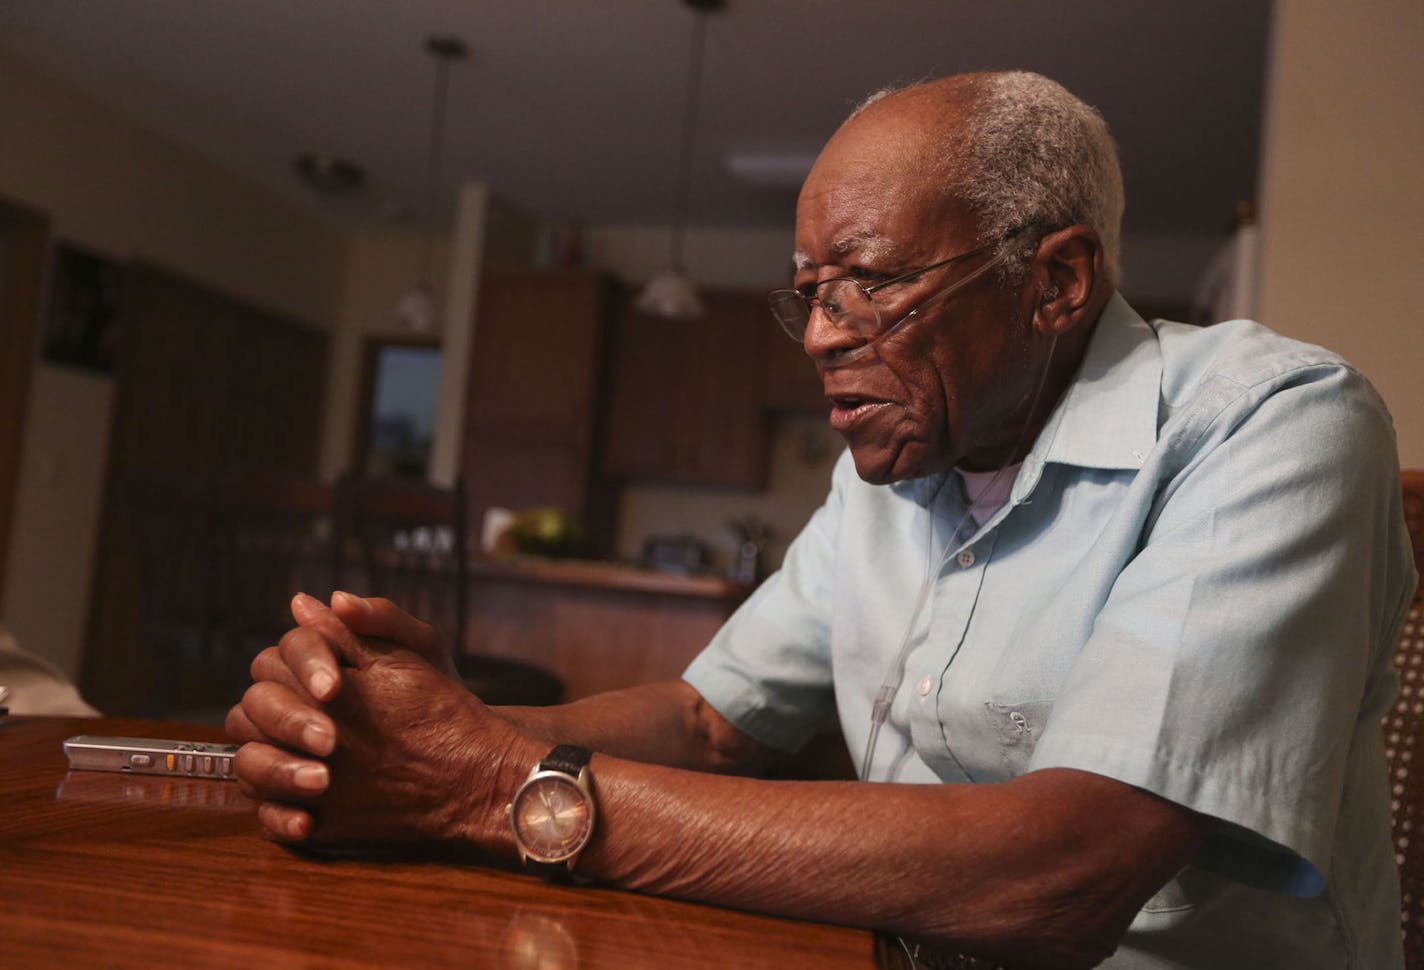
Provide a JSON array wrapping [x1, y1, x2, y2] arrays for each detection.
[[340, 476, 563, 706], [125, 469, 342, 717], [1390, 470, 1424, 965], [341, 476, 469, 652], [214, 472, 340, 665], [122, 470, 221, 717]]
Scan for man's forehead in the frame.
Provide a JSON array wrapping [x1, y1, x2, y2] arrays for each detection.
[[792, 164, 970, 272]]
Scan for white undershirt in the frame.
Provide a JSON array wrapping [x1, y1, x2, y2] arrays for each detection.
[[956, 463, 1021, 528]]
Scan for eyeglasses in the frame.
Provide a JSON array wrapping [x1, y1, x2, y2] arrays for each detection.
[[768, 243, 1012, 366]]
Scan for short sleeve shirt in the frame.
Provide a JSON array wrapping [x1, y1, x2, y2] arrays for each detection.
[[684, 294, 1416, 968]]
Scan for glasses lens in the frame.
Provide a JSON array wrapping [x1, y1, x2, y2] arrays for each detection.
[[767, 279, 881, 343], [768, 290, 809, 342], [818, 279, 878, 338]]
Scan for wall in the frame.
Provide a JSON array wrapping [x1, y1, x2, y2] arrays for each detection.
[[1118, 233, 1228, 316], [0, 47, 349, 679], [1256, 0, 1424, 467], [0, 49, 346, 324]]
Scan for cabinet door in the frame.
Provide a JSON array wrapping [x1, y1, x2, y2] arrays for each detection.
[[461, 268, 614, 549], [761, 320, 828, 414], [465, 269, 607, 442], [603, 290, 768, 488], [600, 306, 692, 482], [689, 292, 768, 487]]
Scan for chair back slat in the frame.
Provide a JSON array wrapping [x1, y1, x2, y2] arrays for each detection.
[[340, 476, 469, 659]]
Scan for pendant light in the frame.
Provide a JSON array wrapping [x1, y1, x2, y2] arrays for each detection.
[[394, 35, 467, 332], [634, 0, 723, 319]]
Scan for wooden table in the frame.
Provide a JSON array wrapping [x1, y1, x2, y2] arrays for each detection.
[[0, 716, 881, 969]]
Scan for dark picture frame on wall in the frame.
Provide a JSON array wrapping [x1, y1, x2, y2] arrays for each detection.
[[42, 240, 124, 374]]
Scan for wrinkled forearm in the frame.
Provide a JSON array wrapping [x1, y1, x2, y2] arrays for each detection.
[[493, 680, 774, 774], [563, 760, 1205, 968]]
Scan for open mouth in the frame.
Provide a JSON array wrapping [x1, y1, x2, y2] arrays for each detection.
[[827, 395, 893, 431], [829, 392, 890, 409]]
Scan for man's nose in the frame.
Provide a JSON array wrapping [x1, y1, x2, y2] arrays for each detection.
[[802, 303, 868, 364]]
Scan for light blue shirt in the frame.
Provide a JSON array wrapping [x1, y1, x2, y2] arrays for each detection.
[[685, 294, 1416, 968]]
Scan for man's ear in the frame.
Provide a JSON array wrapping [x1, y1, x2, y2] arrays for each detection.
[[1032, 226, 1104, 337]]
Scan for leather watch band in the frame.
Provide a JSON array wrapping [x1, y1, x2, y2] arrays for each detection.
[[524, 858, 576, 880], [541, 744, 592, 776]]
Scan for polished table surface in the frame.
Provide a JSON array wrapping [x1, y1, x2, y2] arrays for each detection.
[[1, 716, 882, 969]]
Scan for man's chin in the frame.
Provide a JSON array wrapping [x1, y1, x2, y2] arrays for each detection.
[[848, 442, 920, 485]]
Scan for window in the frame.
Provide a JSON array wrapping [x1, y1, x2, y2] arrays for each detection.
[[356, 339, 442, 479]]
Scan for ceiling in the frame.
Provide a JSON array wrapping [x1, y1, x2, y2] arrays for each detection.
[[0, 1, 1272, 238]]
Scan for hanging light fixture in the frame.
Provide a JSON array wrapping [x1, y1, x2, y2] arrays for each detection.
[[394, 35, 467, 332], [634, 0, 723, 319]]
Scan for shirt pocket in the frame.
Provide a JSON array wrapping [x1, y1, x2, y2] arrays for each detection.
[[980, 699, 1054, 779]]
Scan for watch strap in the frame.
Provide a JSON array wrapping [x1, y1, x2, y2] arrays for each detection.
[[524, 858, 575, 880], [540, 744, 592, 777]]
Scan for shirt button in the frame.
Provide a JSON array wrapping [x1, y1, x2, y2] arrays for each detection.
[[916, 676, 933, 697], [956, 549, 976, 568]]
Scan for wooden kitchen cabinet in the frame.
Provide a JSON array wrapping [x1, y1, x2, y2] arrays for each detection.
[[762, 318, 828, 413], [461, 267, 619, 554], [603, 289, 769, 488]]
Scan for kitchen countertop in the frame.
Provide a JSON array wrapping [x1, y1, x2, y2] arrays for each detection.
[[469, 554, 753, 603]]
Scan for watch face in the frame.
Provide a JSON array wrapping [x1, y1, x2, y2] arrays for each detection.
[[511, 773, 593, 863]]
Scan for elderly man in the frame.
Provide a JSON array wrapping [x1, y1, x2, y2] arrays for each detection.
[[228, 72, 1414, 968]]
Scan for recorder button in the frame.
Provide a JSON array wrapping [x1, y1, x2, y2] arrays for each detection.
[[129, 754, 153, 768]]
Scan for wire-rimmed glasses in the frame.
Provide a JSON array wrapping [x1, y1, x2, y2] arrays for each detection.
[[767, 242, 1014, 366]]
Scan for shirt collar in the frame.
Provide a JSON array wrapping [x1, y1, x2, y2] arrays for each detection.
[[1012, 292, 1161, 501]]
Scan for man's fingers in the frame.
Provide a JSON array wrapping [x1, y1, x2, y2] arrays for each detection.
[[290, 592, 380, 672], [225, 701, 263, 744], [234, 740, 331, 801], [255, 800, 317, 843], [273, 626, 343, 702], [250, 644, 311, 695], [330, 591, 441, 657], [240, 680, 337, 757]]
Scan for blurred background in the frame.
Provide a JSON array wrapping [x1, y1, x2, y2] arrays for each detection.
[[0, 0, 1419, 715]]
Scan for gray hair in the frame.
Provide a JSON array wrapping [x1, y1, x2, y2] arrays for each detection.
[[856, 72, 1124, 284]]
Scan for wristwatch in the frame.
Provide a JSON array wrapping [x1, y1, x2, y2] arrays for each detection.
[[507, 744, 596, 877]]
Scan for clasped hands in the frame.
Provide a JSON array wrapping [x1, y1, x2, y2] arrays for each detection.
[[225, 591, 534, 850]]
